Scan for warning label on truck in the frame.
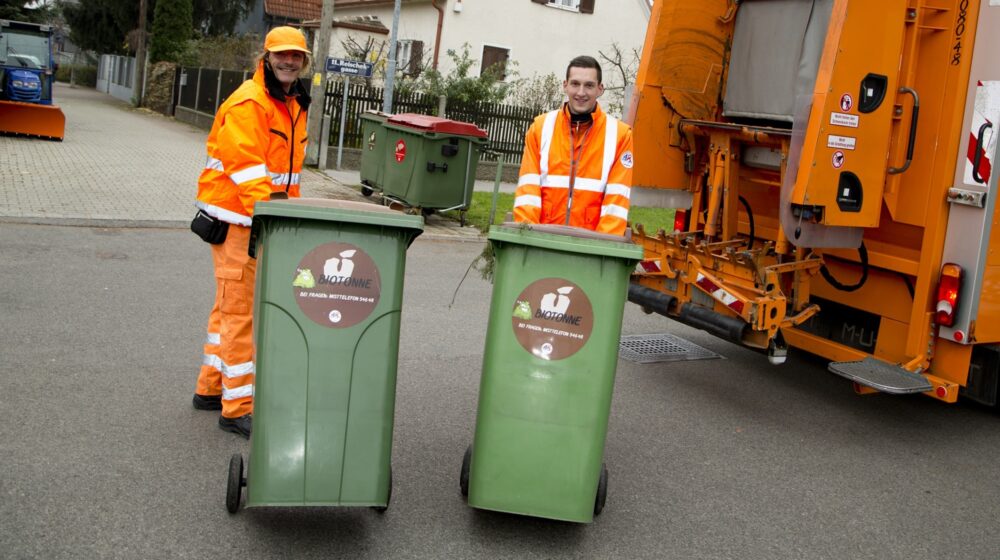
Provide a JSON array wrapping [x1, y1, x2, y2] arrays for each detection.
[[511, 278, 593, 360], [827, 135, 857, 150], [292, 242, 381, 328], [830, 112, 859, 128]]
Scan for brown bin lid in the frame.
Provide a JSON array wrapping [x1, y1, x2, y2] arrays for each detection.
[[502, 222, 630, 243], [387, 113, 488, 138], [273, 197, 400, 214]]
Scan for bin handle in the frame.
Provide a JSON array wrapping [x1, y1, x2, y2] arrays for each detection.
[[427, 162, 449, 173], [887, 87, 919, 175]]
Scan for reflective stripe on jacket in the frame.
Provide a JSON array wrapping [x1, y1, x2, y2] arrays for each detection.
[[514, 103, 633, 235], [195, 61, 308, 226]]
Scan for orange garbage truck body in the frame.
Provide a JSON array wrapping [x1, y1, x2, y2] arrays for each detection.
[[627, 0, 1000, 405], [0, 19, 66, 141]]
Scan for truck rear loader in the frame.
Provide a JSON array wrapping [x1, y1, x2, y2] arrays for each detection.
[[0, 19, 66, 140], [626, 0, 1000, 406]]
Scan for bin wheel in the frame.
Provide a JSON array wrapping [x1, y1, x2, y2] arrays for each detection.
[[373, 468, 392, 513], [421, 207, 435, 217], [460, 211, 467, 227], [361, 186, 374, 197], [594, 463, 608, 516], [226, 453, 244, 514], [460, 444, 472, 497]]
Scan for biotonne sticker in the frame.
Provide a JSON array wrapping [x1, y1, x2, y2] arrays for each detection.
[[291, 242, 381, 328], [511, 278, 594, 360]]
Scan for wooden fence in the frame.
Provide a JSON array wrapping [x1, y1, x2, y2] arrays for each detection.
[[173, 67, 534, 164], [325, 81, 534, 163]]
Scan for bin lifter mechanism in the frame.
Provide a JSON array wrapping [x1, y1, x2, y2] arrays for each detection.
[[626, 0, 998, 404]]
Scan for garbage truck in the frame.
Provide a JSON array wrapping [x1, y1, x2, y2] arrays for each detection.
[[626, 0, 1000, 406], [0, 19, 66, 140]]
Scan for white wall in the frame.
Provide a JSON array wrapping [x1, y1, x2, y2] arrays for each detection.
[[326, 0, 647, 83], [439, 0, 647, 82]]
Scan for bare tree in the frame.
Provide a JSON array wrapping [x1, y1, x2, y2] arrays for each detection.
[[340, 33, 427, 89], [341, 35, 386, 87], [598, 42, 641, 118], [508, 72, 563, 113]]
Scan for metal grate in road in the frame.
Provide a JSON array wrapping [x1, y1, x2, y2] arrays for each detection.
[[618, 333, 722, 364]]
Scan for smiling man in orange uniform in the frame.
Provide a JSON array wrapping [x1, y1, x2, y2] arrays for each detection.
[[191, 27, 311, 438], [513, 55, 634, 236]]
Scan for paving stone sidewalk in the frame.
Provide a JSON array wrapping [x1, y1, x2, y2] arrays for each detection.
[[0, 83, 480, 240]]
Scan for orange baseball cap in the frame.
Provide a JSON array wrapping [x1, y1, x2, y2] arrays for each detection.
[[264, 26, 311, 54]]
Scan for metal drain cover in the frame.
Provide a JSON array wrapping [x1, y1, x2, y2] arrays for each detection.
[[618, 333, 722, 364]]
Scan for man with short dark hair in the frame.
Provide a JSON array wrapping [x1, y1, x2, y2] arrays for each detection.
[[513, 55, 633, 235]]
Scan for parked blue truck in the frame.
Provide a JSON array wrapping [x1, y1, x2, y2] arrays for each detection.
[[0, 19, 66, 140]]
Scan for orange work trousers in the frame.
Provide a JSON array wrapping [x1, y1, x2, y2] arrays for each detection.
[[195, 224, 256, 419]]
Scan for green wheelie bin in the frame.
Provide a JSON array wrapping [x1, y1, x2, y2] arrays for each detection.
[[225, 198, 423, 514], [460, 223, 643, 523], [380, 113, 488, 217], [359, 111, 390, 196]]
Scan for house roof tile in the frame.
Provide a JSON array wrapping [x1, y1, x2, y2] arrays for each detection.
[[265, 0, 423, 21], [264, 0, 321, 21]]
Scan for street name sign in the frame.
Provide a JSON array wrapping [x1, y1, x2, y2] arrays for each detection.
[[326, 58, 374, 78]]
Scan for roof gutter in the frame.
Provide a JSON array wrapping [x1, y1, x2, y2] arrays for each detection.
[[432, 0, 444, 70]]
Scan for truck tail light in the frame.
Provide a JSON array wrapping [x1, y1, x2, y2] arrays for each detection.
[[673, 209, 688, 233], [935, 263, 962, 327]]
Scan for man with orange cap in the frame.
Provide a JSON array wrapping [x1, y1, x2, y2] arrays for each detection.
[[190, 26, 312, 438]]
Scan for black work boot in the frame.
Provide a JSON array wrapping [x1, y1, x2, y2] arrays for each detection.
[[219, 414, 252, 439], [192, 393, 222, 410]]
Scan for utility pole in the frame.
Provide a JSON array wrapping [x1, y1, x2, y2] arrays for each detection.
[[306, 0, 336, 166], [382, 0, 401, 113], [134, 0, 148, 107]]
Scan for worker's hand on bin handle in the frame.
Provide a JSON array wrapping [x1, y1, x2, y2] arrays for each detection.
[[248, 221, 260, 260]]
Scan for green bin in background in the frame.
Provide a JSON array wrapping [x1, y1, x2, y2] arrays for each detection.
[[225, 198, 423, 514], [380, 113, 488, 215], [460, 223, 643, 523], [359, 111, 390, 194]]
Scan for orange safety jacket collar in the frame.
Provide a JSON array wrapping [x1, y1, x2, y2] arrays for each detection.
[[194, 61, 309, 226], [513, 103, 634, 235]]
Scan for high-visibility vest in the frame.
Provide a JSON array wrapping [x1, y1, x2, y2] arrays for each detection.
[[514, 103, 633, 235], [195, 61, 308, 226]]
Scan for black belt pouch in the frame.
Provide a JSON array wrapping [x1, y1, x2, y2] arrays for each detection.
[[190, 209, 230, 244]]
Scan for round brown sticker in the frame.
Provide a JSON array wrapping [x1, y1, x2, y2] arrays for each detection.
[[511, 278, 593, 360], [291, 242, 381, 328]]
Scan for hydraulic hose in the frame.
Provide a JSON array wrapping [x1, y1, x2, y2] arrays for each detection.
[[820, 242, 868, 292]]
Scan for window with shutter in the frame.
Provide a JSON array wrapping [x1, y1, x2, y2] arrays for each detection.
[[481, 45, 510, 80], [549, 0, 579, 10], [396, 40, 412, 71], [535, 0, 592, 13], [409, 40, 424, 78], [396, 39, 424, 77]]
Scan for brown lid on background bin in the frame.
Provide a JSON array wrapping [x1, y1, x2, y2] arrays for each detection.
[[273, 198, 399, 214], [502, 222, 631, 243], [387, 113, 488, 138]]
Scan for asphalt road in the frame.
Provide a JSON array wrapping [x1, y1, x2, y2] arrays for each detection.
[[2, 223, 999, 559]]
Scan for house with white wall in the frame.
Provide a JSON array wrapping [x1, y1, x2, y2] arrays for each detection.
[[299, 0, 650, 113]]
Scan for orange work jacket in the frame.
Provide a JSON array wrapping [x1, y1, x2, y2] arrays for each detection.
[[514, 103, 633, 235], [195, 61, 308, 226]]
